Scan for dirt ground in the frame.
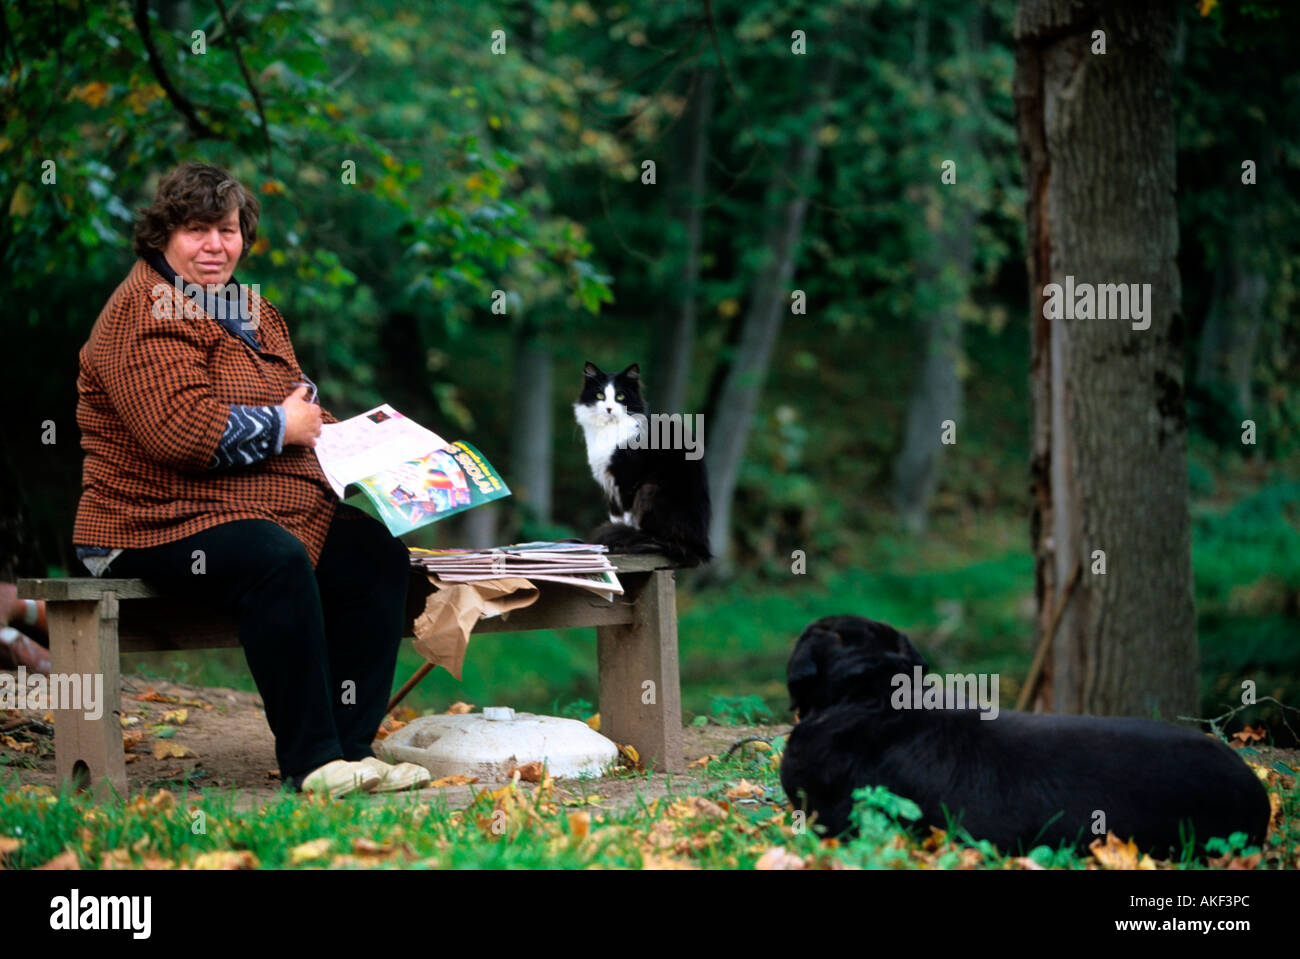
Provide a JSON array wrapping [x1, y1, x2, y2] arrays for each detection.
[[0, 670, 788, 813]]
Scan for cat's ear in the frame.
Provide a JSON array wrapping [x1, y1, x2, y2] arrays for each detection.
[[584, 361, 603, 379], [620, 363, 640, 382]]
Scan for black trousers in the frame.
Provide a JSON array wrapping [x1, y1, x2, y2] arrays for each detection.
[[108, 504, 409, 786]]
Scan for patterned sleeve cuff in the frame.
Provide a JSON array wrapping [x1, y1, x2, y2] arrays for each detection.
[[209, 405, 284, 469]]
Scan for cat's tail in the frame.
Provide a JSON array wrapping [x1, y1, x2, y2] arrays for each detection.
[[587, 522, 711, 568]]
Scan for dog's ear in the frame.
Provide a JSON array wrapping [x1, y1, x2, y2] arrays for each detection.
[[787, 620, 840, 715]]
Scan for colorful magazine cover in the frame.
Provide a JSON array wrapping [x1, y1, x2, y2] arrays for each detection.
[[345, 441, 510, 536]]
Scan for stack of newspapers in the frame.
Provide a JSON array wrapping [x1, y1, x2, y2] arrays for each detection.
[[408, 541, 623, 601]]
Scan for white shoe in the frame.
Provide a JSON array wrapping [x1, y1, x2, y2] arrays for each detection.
[[358, 756, 432, 793], [300, 759, 383, 799]]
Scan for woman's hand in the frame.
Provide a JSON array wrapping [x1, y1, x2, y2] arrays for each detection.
[[282, 385, 323, 448]]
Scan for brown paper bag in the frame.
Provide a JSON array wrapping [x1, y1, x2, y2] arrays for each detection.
[[412, 576, 540, 680]]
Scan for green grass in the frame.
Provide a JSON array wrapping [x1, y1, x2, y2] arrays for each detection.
[[3, 739, 1294, 871]]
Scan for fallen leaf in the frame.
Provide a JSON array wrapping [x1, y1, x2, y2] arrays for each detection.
[[1090, 833, 1156, 870], [351, 838, 394, 858], [36, 849, 80, 870], [428, 775, 477, 788], [618, 744, 641, 769], [99, 849, 133, 870], [160, 709, 188, 725], [1232, 725, 1266, 744], [0, 836, 21, 856], [445, 701, 474, 714], [1012, 856, 1046, 870], [922, 826, 947, 852], [726, 779, 766, 800], [193, 850, 259, 870], [687, 755, 717, 769], [375, 716, 406, 740], [585, 713, 600, 731], [267, 769, 281, 780], [568, 811, 591, 841], [510, 761, 545, 783], [755, 847, 807, 870], [1, 734, 35, 753], [41, 711, 53, 724], [120, 715, 140, 727], [153, 741, 195, 760], [289, 838, 333, 864]]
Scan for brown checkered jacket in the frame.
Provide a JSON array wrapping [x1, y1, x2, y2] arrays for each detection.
[[74, 259, 339, 564]]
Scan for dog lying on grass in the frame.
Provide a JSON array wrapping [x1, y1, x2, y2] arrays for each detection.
[[779, 615, 1272, 857]]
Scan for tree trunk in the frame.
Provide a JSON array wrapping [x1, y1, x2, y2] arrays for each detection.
[[655, 65, 715, 415], [1197, 256, 1266, 416], [509, 320, 553, 527], [892, 11, 978, 531], [1015, 0, 1197, 717], [705, 65, 836, 573]]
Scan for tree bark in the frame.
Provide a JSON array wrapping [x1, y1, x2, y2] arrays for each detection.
[[705, 64, 836, 573], [1015, 0, 1197, 717]]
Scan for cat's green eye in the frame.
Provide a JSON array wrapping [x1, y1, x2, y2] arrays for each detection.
[[616, 393, 624, 401]]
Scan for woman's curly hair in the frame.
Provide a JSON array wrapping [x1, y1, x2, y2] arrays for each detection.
[[132, 162, 260, 257]]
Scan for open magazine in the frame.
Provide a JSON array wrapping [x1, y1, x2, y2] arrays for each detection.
[[313, 404, 510, 536], [409, 542, 624, 601]]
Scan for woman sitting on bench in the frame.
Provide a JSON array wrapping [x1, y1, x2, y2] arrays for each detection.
[[71, 161, 428, 798]]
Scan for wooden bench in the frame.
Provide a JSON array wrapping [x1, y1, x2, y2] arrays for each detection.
[[17, 553, 683, 797]]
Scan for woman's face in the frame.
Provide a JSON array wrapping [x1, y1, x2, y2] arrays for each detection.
[[163, 206, 243, 288]]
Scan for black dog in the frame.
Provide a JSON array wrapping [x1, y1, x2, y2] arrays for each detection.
[[780, 615, 1272, 856]]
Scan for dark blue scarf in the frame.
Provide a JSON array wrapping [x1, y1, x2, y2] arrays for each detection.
[[144, 248, 260, 351]]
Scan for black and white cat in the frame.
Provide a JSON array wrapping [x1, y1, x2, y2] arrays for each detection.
[[573, 361, 712, 566]]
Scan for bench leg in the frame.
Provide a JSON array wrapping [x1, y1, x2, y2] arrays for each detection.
[[47, 593, 126, 798], [597, 569, 684, 773]]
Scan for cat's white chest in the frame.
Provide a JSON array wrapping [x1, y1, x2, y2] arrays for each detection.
[[574, 403, 638, 518]]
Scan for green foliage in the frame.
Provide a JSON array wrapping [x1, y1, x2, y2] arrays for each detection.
[[708, 694, 774, 725]]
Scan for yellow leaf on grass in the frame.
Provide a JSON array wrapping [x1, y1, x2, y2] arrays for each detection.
[[1090, 833, 1156, 870], [290, 838, 333, 864], [428, 775, 478, 788], [351, 838, 394, 858], [160, 709, 188, 725], [754, 847, 807, 870], [687, 755, 716, 768], [193, 850, 259, 870], [568, 811, 591, 841], [153, 741, 195, 760], [726, 779, 765, 800]]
